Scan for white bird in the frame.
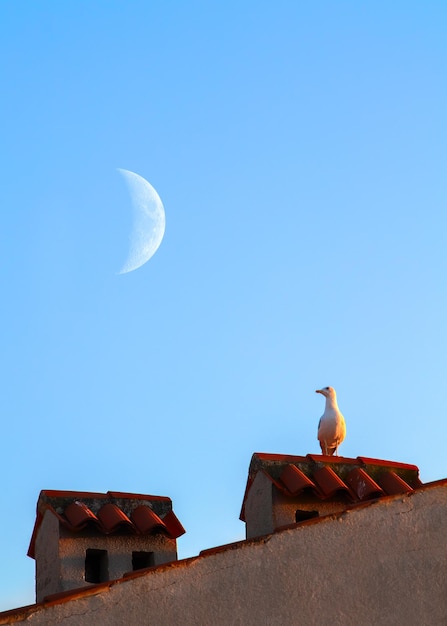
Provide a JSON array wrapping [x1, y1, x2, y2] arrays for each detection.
[[315, 386, 346, 456]]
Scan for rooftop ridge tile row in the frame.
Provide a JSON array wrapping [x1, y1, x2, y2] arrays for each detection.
[[59, 501, 184, 537], [240, 453, 419, 521], [28, 492, 186, 559]]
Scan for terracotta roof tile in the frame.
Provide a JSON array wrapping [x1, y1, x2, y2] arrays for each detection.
[[305, 454, 360, 466], [356, 457, 419, 471], [63, 502, 98, 529], [97, 503, 133, 533], [28, 490, 185, 558], [377, 471, 413, 495], [240, 453, 423, 521], [279, 465, 317, 495], [345, 468, 384, 500], [161, 510, 187, 539], [312, 466, 353, 499], [131, 506, 166, 534]]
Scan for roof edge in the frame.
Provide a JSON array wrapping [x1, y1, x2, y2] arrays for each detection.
[[5, 478, 447, 624]]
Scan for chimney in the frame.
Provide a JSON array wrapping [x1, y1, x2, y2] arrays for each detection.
[[240, 453, 422, 539], [28, 490, 185, 602]]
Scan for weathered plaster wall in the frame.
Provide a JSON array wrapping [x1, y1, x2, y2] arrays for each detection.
[[273, 490, 352, 529], [244, 472, 274, 538], [244, 471, 356, 538], [58, 531, 177, 596], [3, 484, 447, 626], [34, 514, 177, 602], [34, 512, 60, 602]]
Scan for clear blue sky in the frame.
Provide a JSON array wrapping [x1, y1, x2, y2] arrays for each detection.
[[1, 1, 446, 611]]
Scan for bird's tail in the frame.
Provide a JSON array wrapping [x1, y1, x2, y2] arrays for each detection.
[[319, 443, 337, 456]]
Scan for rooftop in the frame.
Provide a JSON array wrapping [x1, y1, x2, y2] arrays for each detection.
[[2, 472, 447, 624], [28, 490, 186, 558], [240, 452, 423, 521]]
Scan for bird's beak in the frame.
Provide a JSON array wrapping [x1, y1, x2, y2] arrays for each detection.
[[315, 389, 323, 394]]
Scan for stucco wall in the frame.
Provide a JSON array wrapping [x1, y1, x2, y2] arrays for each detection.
[[244, 472, 274, 538], [34, 512, 177, 602], [273, 490, 352, 529], [34, 512, 60, 603], [3, 484, 447, 626], [57, 531, 177, 596], [244, 471, 359, 538]]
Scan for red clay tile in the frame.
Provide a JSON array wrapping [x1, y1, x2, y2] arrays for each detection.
[[161, 511, 186, 539], [131, 506, 165, 534], [38, 490, 106, 500], [63, 502, 98, 529], [306, 454, 360, 466], [312, 466, 353, 499], [129, 506, 185, 538], [40, 490, 172, 505], [28, 490, 186, 558], [280, 465, 317, 495], [240, 453, 426, 522], [345, 468, 384, 500], [107, 491, 172, 503], [377, 471, 414, 495], [97, 503, 133, 533], [27, 512, 43, 558], [357, 457, 419, 472], [253, 453, 309, 464]]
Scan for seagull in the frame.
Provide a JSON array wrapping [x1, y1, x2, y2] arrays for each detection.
[[315, 386, 346, 456]]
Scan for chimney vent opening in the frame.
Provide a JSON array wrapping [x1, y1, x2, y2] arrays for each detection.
[[85, 549, 109, 583], [132, 551, 155, 571], [295, 509, 319, 523]]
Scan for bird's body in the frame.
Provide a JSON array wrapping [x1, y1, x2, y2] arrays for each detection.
[[316, 386, 346, 456]]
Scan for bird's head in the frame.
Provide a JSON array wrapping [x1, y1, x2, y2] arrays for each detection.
[[315, 386, 336, 399]]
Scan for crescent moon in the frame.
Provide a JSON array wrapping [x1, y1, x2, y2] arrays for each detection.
[[118, 168, 166, 274]]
